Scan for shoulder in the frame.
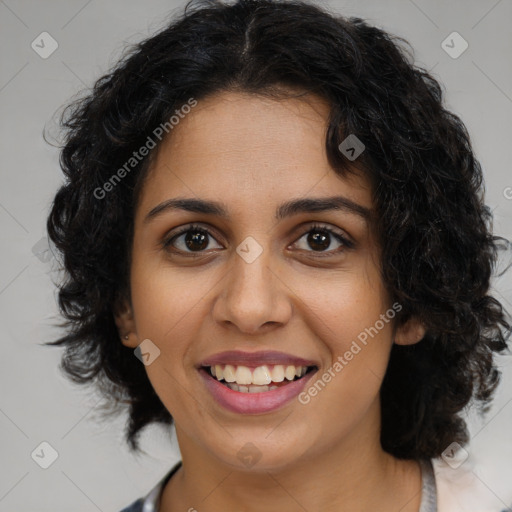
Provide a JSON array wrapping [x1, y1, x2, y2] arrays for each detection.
[[118, 460, 183, 512], [118, 497, 144, 512], [432, 457, 511, 512]]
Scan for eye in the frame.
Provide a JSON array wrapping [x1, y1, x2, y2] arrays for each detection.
[[162, 222, 354, 257], [291, 223, 354, 255], [162, 224, 223, 255]]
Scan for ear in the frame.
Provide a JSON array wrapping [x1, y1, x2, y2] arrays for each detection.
[[113, 297, 138, 348], [393, 316, 426, 346]]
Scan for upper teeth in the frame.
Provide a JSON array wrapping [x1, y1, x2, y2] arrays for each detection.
[[210, 364, 308, 385]]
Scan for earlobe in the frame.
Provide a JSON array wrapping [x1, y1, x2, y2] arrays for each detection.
[[394, 317, 426, 346], [113, 299, 138, 348]]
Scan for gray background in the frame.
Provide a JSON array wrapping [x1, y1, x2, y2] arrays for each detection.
[[1, 0, 511, 510]]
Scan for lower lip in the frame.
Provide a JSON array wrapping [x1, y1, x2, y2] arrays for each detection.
[[198, 367, 317, 414]]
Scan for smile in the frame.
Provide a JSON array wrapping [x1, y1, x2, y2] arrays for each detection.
[[206, 363, 313, 392], [198, 364, 318, 414]]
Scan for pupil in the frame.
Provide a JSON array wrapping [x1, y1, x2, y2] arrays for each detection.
[[183, 230, 330, 252], [308, 230, 329, 251], [185, 230, 208, 251]]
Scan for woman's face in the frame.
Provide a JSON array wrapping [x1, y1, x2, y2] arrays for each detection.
[[118, 90, 420, 471]]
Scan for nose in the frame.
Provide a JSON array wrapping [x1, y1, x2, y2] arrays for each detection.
[[212, 246, 292, 334]]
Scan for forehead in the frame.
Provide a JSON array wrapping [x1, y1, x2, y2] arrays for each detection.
[[136, 90, 373, 221]]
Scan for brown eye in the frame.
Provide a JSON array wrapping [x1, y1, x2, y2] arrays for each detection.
[[306, 231, 330, 251], [292, 224, 353, 254], [162, 224, 223, 254]]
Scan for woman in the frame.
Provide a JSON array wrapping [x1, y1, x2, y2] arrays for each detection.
[[45, 0, 511, 510]]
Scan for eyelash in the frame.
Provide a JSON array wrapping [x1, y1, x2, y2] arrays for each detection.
[[161, 222, 354, 257]]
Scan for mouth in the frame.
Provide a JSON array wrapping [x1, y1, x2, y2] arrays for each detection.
[[198, 363, 319, 414], [200, 363, 318, 393]]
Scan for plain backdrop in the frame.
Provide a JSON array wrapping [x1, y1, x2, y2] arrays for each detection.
[[1, 0, 511, 510]]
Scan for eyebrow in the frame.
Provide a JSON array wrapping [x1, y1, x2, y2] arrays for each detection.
[[144, 195, 372, 224]]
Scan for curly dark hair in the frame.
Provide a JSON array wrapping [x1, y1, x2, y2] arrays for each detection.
[[45, 0, 511, 457]]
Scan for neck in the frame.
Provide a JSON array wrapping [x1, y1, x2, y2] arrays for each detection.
[[160, 403, 422, 512]]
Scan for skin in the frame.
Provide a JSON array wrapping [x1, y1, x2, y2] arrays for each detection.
[[115, 89, 426, 512]]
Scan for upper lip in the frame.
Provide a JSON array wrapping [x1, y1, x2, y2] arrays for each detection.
[[199, 350, 319, 368]]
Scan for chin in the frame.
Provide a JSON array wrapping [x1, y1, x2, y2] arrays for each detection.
[[209, 431, 311, 473]]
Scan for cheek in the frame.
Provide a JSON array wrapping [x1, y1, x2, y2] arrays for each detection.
[[129, 266, 207, 418], [130, 253, 213, 340], [129, 257, 226, 412], [300, 304, 394, 442], [292, 265, 393, 406], [289, 263, 391, 351]]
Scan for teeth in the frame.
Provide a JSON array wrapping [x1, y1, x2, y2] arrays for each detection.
[[271, 365, 285, 382], [210, 364, 309, 386], [253, 366, 272, 385], [223, 364, 236, 382], [285, 365, 296, 380], [234, 365, 253, 385], [249, 384, 269, 393], [226, 383, 278, 393]]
